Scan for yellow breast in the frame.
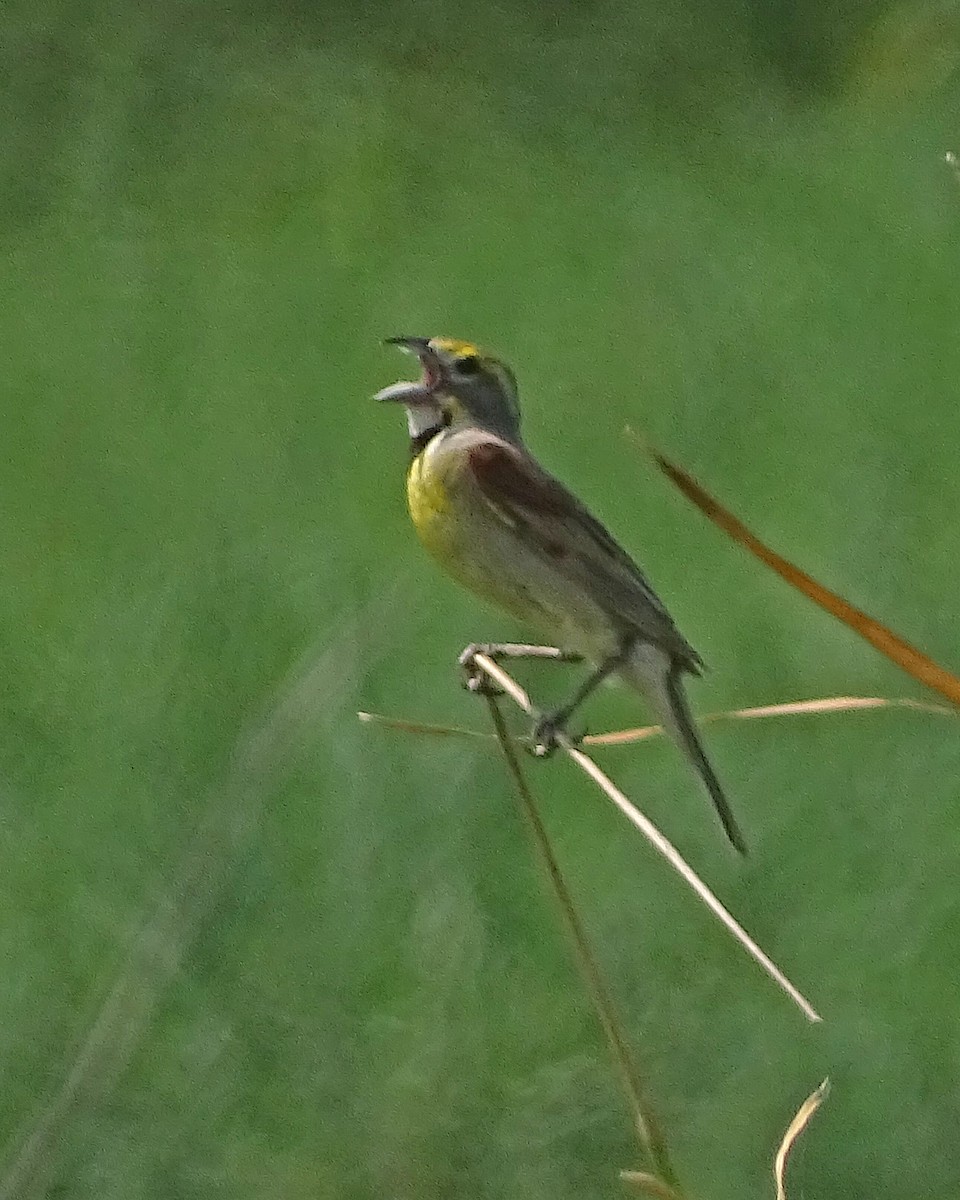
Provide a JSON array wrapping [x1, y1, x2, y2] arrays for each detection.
[[404, 436, 610, 654], [406, 449, 457, 562]]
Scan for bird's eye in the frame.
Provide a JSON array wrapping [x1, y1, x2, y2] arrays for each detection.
[[456, 355, 480, 376]]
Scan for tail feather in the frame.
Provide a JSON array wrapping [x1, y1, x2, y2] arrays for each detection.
[[623, 645, 747, 854]]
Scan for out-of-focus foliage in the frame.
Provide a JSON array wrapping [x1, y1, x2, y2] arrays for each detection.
[[1, 1, 959, 1197]]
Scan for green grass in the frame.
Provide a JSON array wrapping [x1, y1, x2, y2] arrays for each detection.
[[1, 0, 959, 1195]]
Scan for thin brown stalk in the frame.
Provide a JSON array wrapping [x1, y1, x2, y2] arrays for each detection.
[[484, 696, 684, 1197], [357, 711, 488, 740], [586, 694, 958, 747], [640, 438, 960, 708], [358, 693, 957, 749]]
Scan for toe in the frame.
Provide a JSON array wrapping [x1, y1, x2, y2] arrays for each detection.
[[458, 644, 502, 694], [458, 643, 492, 668], [531, 716, 560, 756]]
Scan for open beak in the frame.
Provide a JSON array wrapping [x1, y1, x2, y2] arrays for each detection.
[[374, 336, 443, 405]]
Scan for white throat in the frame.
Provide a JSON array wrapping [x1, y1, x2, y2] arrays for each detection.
[[405, 404, 444, 440]]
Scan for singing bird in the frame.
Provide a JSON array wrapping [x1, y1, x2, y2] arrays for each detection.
[[375, 336, 746, 853]]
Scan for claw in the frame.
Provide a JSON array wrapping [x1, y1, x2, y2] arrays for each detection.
[[458, 642, 496, 669], [530, 712, 587, 757], [532, 715, 560, 757], [458, 644, 503, 695]]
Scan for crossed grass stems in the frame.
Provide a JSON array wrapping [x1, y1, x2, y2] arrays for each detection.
[[361, 442, 960, 1199], [362, 653, 946, 1198]]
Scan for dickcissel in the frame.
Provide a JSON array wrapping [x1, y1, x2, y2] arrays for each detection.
[[375, 336, 746, 854]]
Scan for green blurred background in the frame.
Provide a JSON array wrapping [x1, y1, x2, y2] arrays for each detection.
[[2, 0, 960, 1196]]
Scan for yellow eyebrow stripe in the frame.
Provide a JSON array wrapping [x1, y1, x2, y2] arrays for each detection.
[[431, 337, 482, 358]]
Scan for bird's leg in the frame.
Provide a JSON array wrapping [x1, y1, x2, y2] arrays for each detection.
[[458, 642, 582, 695], [532, 647, 629, 757]]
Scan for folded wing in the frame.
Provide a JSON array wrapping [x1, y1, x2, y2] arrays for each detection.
[[467, 439, 701, 671]]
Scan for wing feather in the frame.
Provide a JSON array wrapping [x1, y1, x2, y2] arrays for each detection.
[[467, 441, 701, 668]]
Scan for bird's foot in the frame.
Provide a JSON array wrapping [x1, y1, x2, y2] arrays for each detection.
[[458, 642, 584, 694], [458, 644, 504, 695], [529, 710, 586, 757]]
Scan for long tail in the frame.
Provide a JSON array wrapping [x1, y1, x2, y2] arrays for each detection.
[[622, 645, 748, 854]]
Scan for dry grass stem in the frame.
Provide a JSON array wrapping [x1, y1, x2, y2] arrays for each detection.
[[774, 1078, 830, 1199], [588, 694, 957, 746], [620, 1170, 686, 1198], [485, 697, 684, 1195], [359, 692, 956, 748], [639, 437, 960, 707], [470, 653, 822, 1023], [357, 711, 487, 739]]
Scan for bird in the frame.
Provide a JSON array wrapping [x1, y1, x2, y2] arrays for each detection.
[[375, 335, 747, 853]]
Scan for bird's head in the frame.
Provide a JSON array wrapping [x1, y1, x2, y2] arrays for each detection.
[[375, 336, 522, 444]]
